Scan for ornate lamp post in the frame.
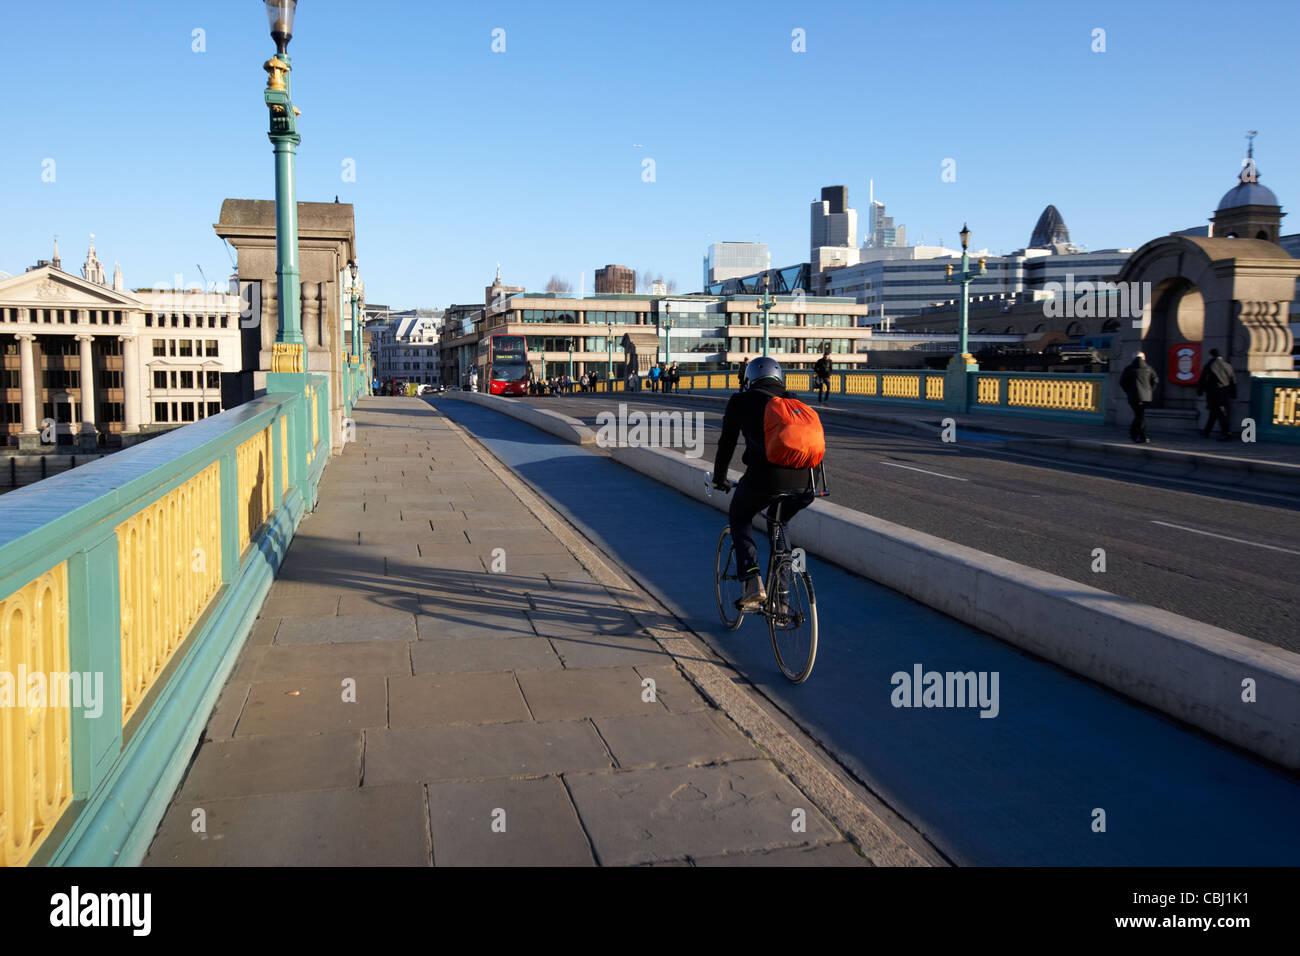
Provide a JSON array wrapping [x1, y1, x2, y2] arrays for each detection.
[[606, 319, 613, 389], [755, 273, 774, 358], [264, 0, 303, 374], [943, 223, 987, 410], [662, 302, 672, 366], [347, 258, 362, 401]]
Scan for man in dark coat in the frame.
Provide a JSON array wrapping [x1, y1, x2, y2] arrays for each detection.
[[1197, 348, 1237, 441], [1119, 351, 1158, 443]]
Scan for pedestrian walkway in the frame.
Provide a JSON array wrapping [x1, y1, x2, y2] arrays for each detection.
[[142, 398, 876, 866]]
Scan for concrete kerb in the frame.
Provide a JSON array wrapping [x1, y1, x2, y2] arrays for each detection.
[[605, 442, 1300, 771], [443, 391, 597, 445]]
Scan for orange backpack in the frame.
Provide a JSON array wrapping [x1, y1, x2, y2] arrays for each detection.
[[763, 397, 825, 468]]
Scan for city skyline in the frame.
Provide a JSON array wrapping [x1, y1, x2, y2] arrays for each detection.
[[2, 0, 1296, 308]]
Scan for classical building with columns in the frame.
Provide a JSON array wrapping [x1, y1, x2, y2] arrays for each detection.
[[0, 239, 244, 451]]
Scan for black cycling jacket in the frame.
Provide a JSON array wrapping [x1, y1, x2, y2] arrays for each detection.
[[713, 379, 812, 490]]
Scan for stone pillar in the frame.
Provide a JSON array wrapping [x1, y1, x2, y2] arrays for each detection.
[[119, 333, 141, 441], [16, 333, 40, 451], [76, 333, 98, 450]]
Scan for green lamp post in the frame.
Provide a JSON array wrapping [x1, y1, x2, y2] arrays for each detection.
[[606, 320, 613, 390], [943, 223, 987, 411], [755, 272, 774, 358], [662, 302, 672, 367], [264, 0, 303, 374]]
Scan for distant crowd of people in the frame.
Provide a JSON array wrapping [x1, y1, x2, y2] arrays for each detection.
[[526, 367, 603, 396]]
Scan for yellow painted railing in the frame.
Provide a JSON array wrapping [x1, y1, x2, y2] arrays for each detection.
[[279, 415, 290, 495], [844, 375, 878, 396], [786, 372, 811, 391], [925, 376, 944, 401], [976, 376, 1001, 405], [0, 564, 71, 867], [237, 428, 273, 556], [116, 462, 223, 724], [882, 374, 922, 399], [1272, 387, 1300, 427], [1006, 377, 1101, 412]]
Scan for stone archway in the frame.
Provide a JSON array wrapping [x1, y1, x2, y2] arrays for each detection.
[[1109, 235, 1298, 429]]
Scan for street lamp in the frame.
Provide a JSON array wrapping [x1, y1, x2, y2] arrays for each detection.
[[944, 223, 986, 367], [567, 337, 574, 383], [755, 272, 774, 358], [662, 302, 672, 367], [606, 320, 613, 390], [263, 0, 304, 375]]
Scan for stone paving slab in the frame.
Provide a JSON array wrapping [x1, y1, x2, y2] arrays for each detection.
[[593, 711, 760, 769], [178, 732, 363, 801], [388, 672, 531, 729], [415, 607, 535, 640], [274, 613, 416, 645], [514, 666, 668, 721], [144, 785, 430, 866], [427, 776, 595, 866], [547, 632, 673, 669], [255, 641, 413, 681], [564, 761, 838, 866], [411, 637, 562, 674], [234, 676, 388, 736], [362, 719, 613, 785]]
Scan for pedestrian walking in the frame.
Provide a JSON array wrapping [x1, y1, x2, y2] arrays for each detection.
[[668, 362, 679, 394], [1197, 348, 1237, 441], [1119, 351, 1158, 444], [813, 349, 832, 404], [649, 364, 661, 392]]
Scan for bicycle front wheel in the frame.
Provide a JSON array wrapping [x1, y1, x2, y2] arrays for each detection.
[[767, 558, 818, 683], [714, 526, 746, 630]]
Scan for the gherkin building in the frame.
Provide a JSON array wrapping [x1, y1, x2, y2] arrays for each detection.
[[1029, 205, 1071, 248]]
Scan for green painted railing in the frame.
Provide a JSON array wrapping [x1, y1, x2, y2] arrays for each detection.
[[0, 380, 328, 866]]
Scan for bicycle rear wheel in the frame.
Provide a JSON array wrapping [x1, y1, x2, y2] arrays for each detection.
[[767, 557, 817, 683], [714, 526, 746, 630]]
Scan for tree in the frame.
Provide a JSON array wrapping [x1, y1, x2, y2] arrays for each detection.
[[638, 270, 676, 294], [545, 275, 573, 293]]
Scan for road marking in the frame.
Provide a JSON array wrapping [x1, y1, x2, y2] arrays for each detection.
[[1150, 520, 1300, 556], [878, 461, 969, 482]]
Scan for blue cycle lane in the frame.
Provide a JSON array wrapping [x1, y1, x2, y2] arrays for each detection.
[[432, 398, 1300, 866]]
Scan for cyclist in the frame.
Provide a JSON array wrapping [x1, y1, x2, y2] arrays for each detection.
[[711, 357, 815, 609]]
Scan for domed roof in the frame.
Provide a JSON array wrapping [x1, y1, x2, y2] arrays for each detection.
[[1029, 205, 1070, 248], [1216, 181, 1279, 211]]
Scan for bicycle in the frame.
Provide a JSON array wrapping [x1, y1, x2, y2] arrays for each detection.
[[706, 468, 827, 684]]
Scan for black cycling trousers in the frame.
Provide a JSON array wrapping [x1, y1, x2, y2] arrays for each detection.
[[729, 472, 810, 582]]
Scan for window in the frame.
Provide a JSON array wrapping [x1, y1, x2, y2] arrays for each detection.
[[153, 339, 166, 356], [179, 371, 194, 389], [153, 370, 167, 389], [180, 402, 195, 422], [207, 402, 221, 417], [206, 340, 218, 356], [220, 316, 228, 328], [206, 371, 220, 389], [178, 340, 193, 357], [169, 340, 177, 356], [99, 370, 122, 389], [154, 402, 169, 422]]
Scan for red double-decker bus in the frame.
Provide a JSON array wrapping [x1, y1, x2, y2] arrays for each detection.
[[477, 333, 529, 395]]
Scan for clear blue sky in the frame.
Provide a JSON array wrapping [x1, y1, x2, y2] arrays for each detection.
[[1, 0, 1296, 308]]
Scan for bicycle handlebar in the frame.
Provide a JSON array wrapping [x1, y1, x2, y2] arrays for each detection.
[[704, 471, 734, 496]]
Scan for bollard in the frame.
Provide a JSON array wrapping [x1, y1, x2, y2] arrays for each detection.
[[40, 456, 47, 479]]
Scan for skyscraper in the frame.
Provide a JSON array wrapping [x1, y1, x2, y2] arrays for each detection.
[[595, 264, 636, 294], [810, 185, 858, 259], [867, 184, 906, 249]]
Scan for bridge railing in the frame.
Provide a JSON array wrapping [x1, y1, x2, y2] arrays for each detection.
[[1251, 376, 1300, 444], [0, 375, 328, 866], [667, 368, 1105, 421]]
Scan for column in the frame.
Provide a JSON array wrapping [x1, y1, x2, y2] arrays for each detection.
[[76, 334, 97, 447], [119, 334, 141, 435], [16, 333, 39, 447]]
